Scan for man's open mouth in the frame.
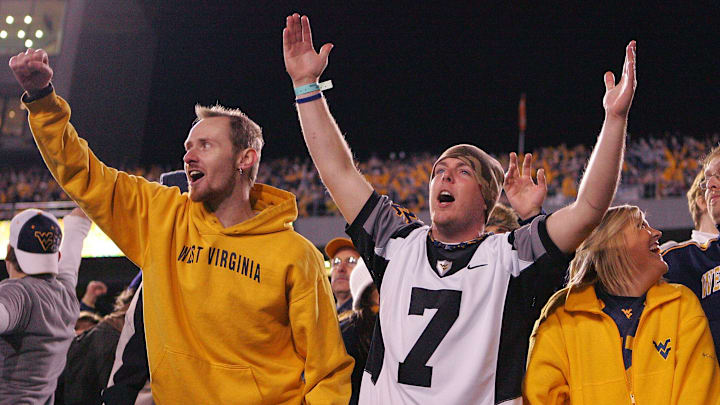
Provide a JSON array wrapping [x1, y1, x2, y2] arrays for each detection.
[[438, 191, 455, 203], [188, 170, 205, 183]]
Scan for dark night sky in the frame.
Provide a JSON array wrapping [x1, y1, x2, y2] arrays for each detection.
[[140, 2, 720, 166]]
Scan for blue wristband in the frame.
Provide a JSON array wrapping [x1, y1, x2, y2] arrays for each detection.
[[293, 80, 333, 96], [296, 93, 323, 104]]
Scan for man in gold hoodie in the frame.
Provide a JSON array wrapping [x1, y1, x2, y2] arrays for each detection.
[[9, 48, 353, 405]]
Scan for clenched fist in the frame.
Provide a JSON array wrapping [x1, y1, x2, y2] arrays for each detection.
[[81, 280, 108, 309], [8, 48, 52, 95]]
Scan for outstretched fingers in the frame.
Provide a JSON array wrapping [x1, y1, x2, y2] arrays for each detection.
[[537, 168, 547, 190], [604, 71, 615, 92], [293, 13, 302, 43], [506, 152, 518, 179], [283, 17, 293, 51], [614, 40, 637, 93], [319, 43, 333, 61], [522, 153, 532, 179], [301, 15, 313, 46], [624, 40, 637, 90]]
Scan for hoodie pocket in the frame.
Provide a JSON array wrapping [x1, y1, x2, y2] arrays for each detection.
[[151, 346, 263, 404]]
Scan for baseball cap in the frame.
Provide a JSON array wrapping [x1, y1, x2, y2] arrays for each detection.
[[9, 209, 62, 275], [431, 144, 505, 221], [324, 237, 356, 259], [349, 257, 374, 311]]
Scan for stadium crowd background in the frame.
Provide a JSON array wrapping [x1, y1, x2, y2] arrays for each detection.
[[2, 132, 717, 219]]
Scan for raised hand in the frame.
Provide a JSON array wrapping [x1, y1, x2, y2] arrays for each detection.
[[504, 152, 547, 220], [81, 280, 108, 309], [68, 206, 89, 220], [603, 41, 636, 119], [8, 48, 52, 94], [283, 14, 333, 86]]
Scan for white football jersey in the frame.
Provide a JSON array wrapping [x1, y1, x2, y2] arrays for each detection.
[[347, 193, 568, 404]]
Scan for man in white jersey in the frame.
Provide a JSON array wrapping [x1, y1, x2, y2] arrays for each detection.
[[283, 13, 636, 404]]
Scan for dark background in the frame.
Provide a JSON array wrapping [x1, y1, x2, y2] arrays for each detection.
[[3, 3, 719, 306], [140, 2, 719, 165]]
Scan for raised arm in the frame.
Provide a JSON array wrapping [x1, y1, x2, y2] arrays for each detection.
[[58, 207, 92, 290], [9, 49, 179, 268], [546, 41, 637, 253], [80, 280, 108, 312], [283, 14, 373, 224]]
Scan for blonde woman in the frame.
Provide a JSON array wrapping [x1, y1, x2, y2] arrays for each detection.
[[523, 205, 720, 404]]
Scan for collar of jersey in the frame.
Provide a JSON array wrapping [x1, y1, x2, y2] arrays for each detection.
[[428, 231, 491, 252]]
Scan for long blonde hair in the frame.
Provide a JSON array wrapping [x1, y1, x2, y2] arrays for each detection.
[[528, 205, 647, 363], [567, 205, 646, 294]]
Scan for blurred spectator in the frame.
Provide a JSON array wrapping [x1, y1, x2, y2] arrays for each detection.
[[80, 281, 108, 315], [74, 311, 102, 335], [339, 258, 378, 405], [0, 163, 172, 211], [59, 287, 136, 405], [103, 282, 153, 405], [660, 169, 718, 250], [0, 207, 91, 403], [486, 203, 520, 234], [325, 238, 361, 314]]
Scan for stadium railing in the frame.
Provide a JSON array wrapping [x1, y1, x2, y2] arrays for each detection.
[[0, 201, 77, 220]]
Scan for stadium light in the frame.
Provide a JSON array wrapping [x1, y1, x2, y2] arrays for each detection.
[[5, 15, 13, 24], [25, 39, 32, 48], [35, 29, 43, 38], [24, 15, 31, 24], [0, 30, 7, 39], [17, 30, 25, 39]]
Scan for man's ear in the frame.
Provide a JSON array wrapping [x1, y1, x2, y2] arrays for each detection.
[[236, 148, 258, 173], [5, 245, 15, 274]]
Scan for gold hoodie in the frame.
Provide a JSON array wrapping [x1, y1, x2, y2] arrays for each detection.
[[25, 92, 353, 404]]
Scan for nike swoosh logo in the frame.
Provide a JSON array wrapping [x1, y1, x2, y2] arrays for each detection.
[[467, 264, 488, 269]]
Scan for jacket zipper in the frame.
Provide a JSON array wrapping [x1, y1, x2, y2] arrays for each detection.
[[601, 305, 642, 405], [627, 302, 650, 405]]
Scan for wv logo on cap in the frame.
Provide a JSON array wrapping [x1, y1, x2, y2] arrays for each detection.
[[653, 338, 672, 359], [34, 230, 60, 252]]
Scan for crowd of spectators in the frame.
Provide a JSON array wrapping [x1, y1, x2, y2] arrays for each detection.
[[0, 164, 172, 206], [2, 133, 718, 218]]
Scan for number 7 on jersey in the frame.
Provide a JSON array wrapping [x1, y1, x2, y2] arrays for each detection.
[[398, 287, 462, 387]]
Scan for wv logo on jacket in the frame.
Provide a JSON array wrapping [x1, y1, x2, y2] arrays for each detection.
[[653, 338, 672, 359]]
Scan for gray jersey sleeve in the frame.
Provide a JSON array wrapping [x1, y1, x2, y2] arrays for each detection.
[[0, 282, 31, 334], [507, 213, 567, 277], [346, 192, 425, 287]]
